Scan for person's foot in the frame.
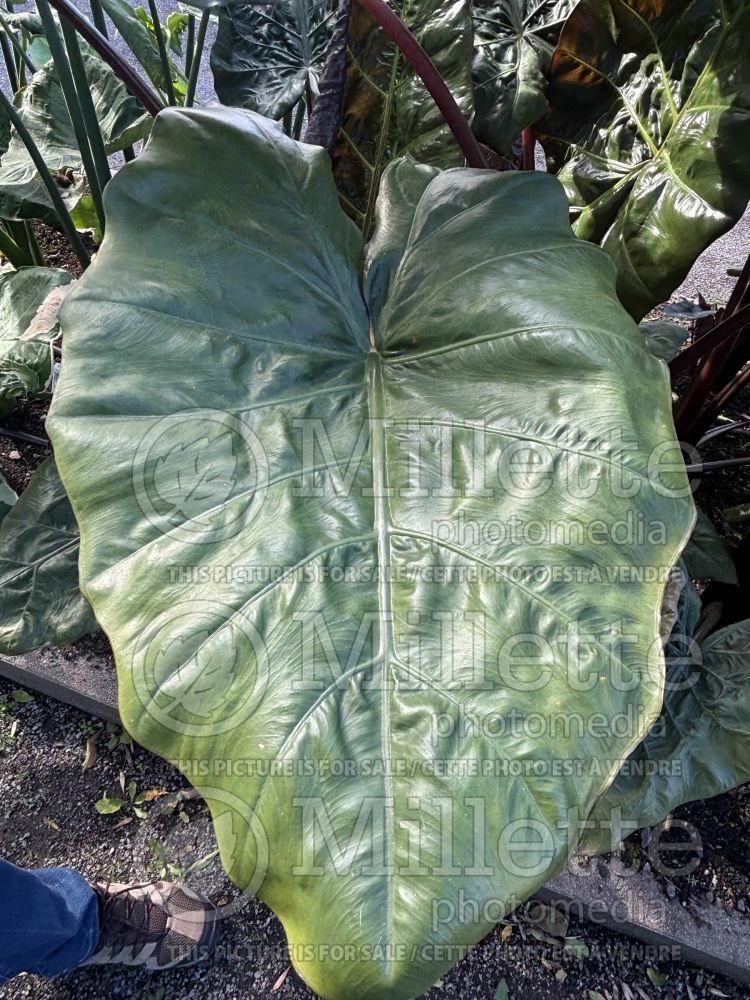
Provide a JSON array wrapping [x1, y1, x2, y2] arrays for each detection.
[[83, 880, 220, 971]]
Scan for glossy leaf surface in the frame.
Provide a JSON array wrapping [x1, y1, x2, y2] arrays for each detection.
[[538, 0, 750, 320], [211, 0, 337, 120], [582, 614, 750, 855], [0, 54, 148, 223], [48, 106, 694, 1000], [0, 265, 71, 416], [0, 455, 96, 654], [472, 0, 574, 155], [332, 0, 474, 235]]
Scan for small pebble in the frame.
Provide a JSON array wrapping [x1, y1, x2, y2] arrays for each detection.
[[705, 890, 715, 903], [666, 884, 677, 899], [738, 898, 746, 912], [8, 450, 20, 460]]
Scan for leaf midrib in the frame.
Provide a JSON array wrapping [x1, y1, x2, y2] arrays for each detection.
[[366, 349, 395, 944]]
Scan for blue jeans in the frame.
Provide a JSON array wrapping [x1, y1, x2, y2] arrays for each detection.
[[0, 859, 100, 982]]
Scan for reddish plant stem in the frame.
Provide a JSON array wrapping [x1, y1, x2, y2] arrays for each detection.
[[44, 0, 164, 118], [355, 0, 486, 169], [670, 303, 750, 378], [521, 128, 535, 170]]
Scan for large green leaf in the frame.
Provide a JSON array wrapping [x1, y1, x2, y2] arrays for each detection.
[[0, 455, 96, 654], [211, 0, 338, 120], [537, 0, 750, 321], [682, 510, 738, 585], [48, 106, 694, 1000], [0, 471, 16, 521], [639, 318, 690, 364], [333, 0, 475, 235], [581, 614, 750, 855], [99, 0, 187, 102], [472, 0, 575, 155], [0, 54, 149, 223], [0, 265, 71, 416]]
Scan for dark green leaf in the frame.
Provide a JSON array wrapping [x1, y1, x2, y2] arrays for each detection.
[[472, 0, 575, 154], [494, 978, 510, 1000], [647, 968, 669, 987], [639, 320, 690, 364], [0, 471, 16, 519], [11, 687, 34, 703], [581, 615, 750, 854], [0, 455, 97, 654], [333, 0, 475, 235], [0, 266, 71, 416], [564, 936, 590, 959], [682, 510, 738, 585], [211, 0, 338, 120], [659, 561, 701, 650], [48, 106, 693, 1000], [538, 0, 750, 320]]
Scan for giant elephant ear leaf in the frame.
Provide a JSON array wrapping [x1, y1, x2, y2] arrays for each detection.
[[581, 615, 750, 856], [332, 0, 475, 235], [0, 455, 96, 654], [48, 105, 693, 1000], [0, 54, 149, 223], [211, 0, 338, 120], [472, 0, 575, 155], [537, 0, 750, 321], [0, 265, 71, 416]]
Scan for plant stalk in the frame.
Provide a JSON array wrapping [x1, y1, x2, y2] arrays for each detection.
[[24, 221, 44, 265], [89, 0, 108, 37], [147, 0, 175, 106], [0, 27, 17, 92], [184, 8, 209, 108], [354, 0, 485, 168], [0, 87, 90, 268], [61, 18, 112, 190], [5, 219, 44, 266], [521, 127, 535, 170], [0, 222, 33, 268], [670, 303, 750, 377], [43, 0, 164, 118], [36, 0, 106, 232], [184, 11, 195, 79]]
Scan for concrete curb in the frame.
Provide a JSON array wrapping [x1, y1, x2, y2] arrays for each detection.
[[538, 855, 750, 985], [0, 649, 119, 723]]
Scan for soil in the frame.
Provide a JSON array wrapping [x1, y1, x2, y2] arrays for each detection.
[[32, 221, 92, 281], [0, 397, 51, 493]]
